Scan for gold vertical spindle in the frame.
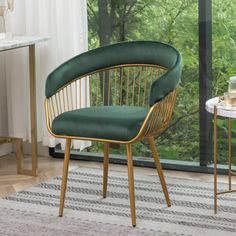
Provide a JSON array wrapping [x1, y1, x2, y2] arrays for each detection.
[[148, 68, 155, 97], [46, 100, 51, 128], [80, 79, 82, 108], [114, 70, 117, 105], [142, 67, 148, 106], [55, 94, 60, 116], [161, 97, 168, 123], [108, 71, 110, 106], [66, 86, 70, 111], [62, 88, 66, 112], [126, 67, 130, 105], [89, 77, 92, 107], [53, 94, 59, 115], [70, 84, 73, 110], [96, 74, 99, 106], [146, 106, 159, 136], [47, 101, 52, 128], [75, 80, 78, 109], [150, 106, 160, 132], [132, 67, 136, 106], [120, 67, 123, 105], [164, 95, 172, 123], [50, 97, 55, 120], [63, 89, 66, 111], [103, 71, 105, 105], [58, 91, 62, 113], [137, 67, 142, 106]]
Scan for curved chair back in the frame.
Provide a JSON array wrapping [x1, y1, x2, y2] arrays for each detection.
[[46, 41, 181, 102], [45, 41, 182, 139]]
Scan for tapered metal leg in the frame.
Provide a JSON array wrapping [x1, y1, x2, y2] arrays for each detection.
[[228, 118, 232, 191], [59, 138, 71, 217], [126, 144, 136, 227], [214, 106, 217, 214], [103, 143, 109, 198], [148, 137, 171, 207], [15, 138, 24, 174], [29, 45, 38, 175]]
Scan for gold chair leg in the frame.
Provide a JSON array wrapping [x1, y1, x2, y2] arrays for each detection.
[[126, 144, 136, 227], [148, 137, 171, 207], [103, 143, 109, 198], [59, 138, 71, 217]]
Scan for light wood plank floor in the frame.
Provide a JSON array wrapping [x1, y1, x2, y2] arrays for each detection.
[[0, 153, 233, 198]]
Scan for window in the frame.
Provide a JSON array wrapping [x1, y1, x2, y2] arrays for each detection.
[[51, 1, 233, 173], [212, 0, 236, 164], [86, 0, 199, 162]]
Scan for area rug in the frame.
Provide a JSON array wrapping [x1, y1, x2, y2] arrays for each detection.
[[1, 167, 236, 236]]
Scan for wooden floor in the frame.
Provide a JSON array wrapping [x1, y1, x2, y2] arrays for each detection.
[[0, 153, 233, 198]]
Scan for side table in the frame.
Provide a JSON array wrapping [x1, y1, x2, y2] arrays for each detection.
[[0, 36, 49, 176], [206, 97, 236, 213]]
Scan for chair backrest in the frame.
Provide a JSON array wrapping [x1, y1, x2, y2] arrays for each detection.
[[45, 41, 182, 106]]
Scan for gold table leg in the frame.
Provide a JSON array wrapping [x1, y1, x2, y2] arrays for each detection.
[[29, 44, 38, 176], [228, 118, 232, 191], [213, 105, 217, 214], [213, 107, 236, 214]]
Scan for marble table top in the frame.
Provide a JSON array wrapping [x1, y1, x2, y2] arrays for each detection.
[[0, 35, 49, 52], [205, 96, 236, 118]]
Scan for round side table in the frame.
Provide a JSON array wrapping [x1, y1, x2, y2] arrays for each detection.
[[206, 97, 236, 213]]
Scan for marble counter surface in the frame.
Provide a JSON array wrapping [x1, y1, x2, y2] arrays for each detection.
[[0, 35, 49, 51], [206, 96, 236, 118]]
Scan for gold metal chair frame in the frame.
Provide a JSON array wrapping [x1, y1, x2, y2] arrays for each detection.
[[45, 64, 177, 226], [213, 106, 236, 214]]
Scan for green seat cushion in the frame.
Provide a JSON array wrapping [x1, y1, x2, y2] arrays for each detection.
[[52, 106, 149, 141]]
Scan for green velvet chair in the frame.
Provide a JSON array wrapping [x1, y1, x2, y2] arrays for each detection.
[[45, 41, 182, 227]]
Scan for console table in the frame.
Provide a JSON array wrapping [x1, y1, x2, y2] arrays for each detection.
[[206, 97, 236, 213], [0, 36, 49, 176]]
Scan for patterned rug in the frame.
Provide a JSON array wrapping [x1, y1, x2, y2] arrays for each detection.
[[1, 167, 236, 236]]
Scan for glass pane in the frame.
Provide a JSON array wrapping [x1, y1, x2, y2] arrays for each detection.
[[83, 0, 199, 162], [212, 0, 236, 164]]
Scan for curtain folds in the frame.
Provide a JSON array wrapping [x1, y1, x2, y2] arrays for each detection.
[[0, 0, 90, 151]]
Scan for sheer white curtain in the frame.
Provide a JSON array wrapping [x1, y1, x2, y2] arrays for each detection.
[[0, 0, 90, 152]]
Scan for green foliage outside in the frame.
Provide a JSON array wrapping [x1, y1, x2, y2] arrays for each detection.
[[85, 0, 236, 164]]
